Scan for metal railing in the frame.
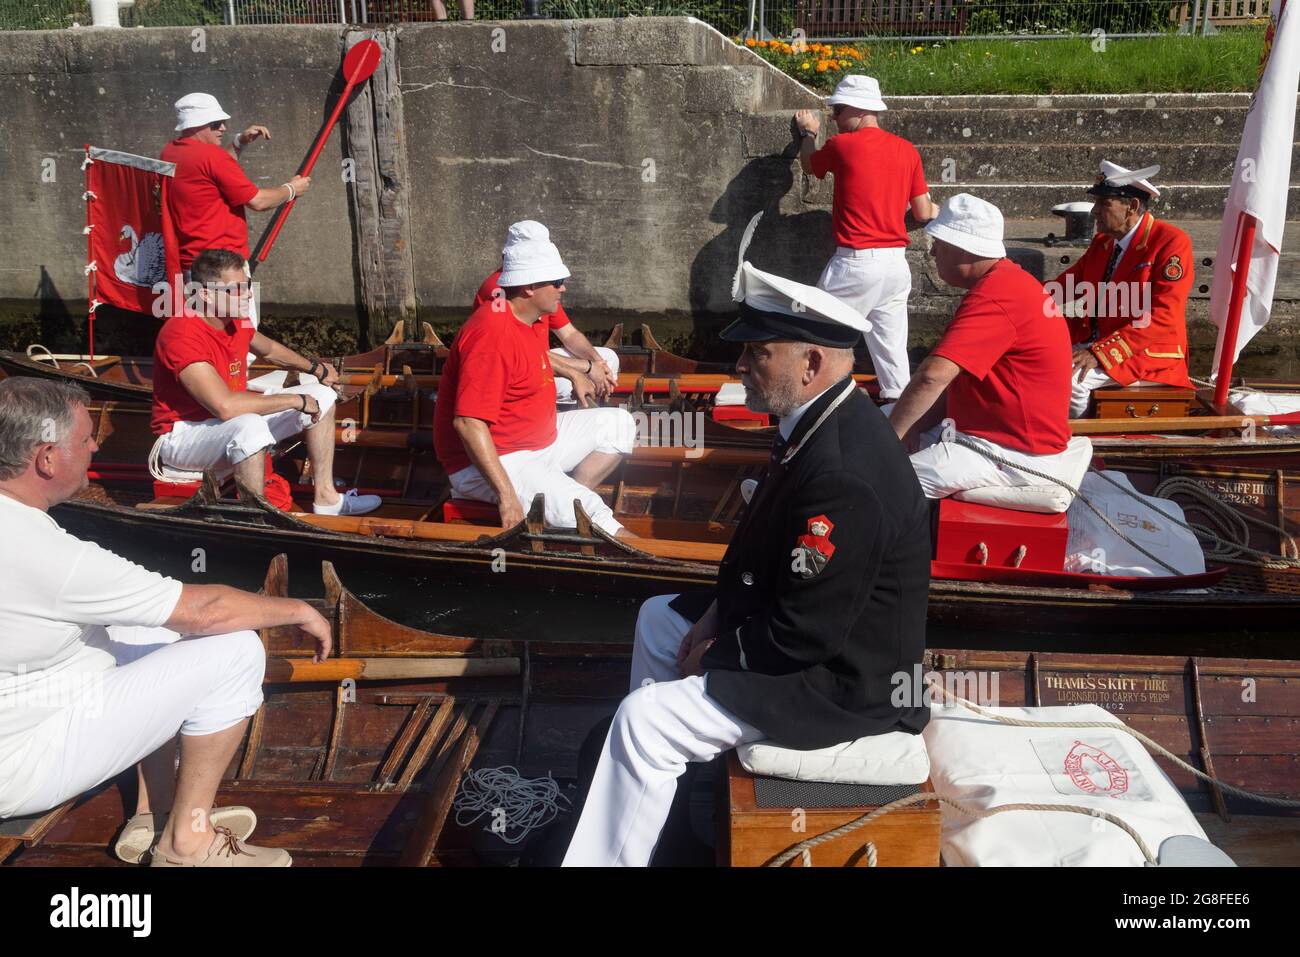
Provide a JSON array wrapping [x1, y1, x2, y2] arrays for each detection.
[[0, 0, 1273, 37]]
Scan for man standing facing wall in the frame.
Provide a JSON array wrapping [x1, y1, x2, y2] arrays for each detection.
[[796, 75, 938, 401]]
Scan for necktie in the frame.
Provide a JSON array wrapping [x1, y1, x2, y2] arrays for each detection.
[[1102, 241, 1124, 282], [1092, 241, 1124, 333]]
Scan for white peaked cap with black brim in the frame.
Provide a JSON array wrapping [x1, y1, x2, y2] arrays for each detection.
[[720, 213, 870, 347], [1087, 160, 1161, 200]]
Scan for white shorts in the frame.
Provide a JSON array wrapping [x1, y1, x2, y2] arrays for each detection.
[[0, 626, 265, 819], [553, 346, 620, 404], [158, 380, 337, 471], [817, 246, 913, 399], [909, 425, 1080, 500], [448, 406, 636, 536]]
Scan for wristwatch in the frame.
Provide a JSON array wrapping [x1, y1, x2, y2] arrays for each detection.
[[799, 128, 818, 139]]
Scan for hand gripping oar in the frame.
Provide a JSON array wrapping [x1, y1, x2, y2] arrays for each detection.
[[256, 38, 383, 263]]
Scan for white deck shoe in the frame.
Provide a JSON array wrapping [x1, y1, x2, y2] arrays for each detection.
[[312, 488, 382, 516]]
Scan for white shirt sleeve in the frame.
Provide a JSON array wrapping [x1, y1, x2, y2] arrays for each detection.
[[51, 538, 183, 630]]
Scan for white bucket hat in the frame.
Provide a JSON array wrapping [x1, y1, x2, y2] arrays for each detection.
[[174, 92, 231, 132], [925, 193, 1007, 260], [498, 238, 571, 288], [503, 220, 550, 253], [827, 74, 887, 112]]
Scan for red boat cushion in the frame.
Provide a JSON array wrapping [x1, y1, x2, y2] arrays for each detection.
[[443, 498, 501, 524], [711, 406, 770, 426], [935, 499, 1068, 572]]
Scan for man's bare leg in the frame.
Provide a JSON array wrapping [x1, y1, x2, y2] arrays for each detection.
[[304, 405, 341, 508], [152, 719, 249, 861], [234, 449, 267, 496], [134, 735, 177, 816], [571, 451, 624, 490]]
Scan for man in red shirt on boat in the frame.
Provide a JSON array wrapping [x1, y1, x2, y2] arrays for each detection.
[[888, 194, 1080, 499], [150, 248, 381, 516], [473, 221, 619, 406], [1048, 161, 1194, 417], [434, 232, 636, 535], [161, 93, 311, 337], [797, 74, 938, 401]]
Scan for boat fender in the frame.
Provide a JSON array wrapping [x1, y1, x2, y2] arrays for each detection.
[[1148, 835, 1237, 868]]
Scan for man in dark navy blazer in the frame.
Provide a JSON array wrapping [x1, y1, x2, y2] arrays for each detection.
[[563, 237, 931, 867]]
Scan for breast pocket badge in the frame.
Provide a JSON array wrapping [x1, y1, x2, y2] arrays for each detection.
[[791, 514, 836, 579]]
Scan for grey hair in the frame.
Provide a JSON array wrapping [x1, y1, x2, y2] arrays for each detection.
[[0, 378, 91, 481]]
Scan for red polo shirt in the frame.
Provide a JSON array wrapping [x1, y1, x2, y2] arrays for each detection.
[[160, 138, 259, 268], [433, 302, 558, 475], [931, 259, 1072, 455], [151, 311, 255, 435], [809, 126, 928, 249]]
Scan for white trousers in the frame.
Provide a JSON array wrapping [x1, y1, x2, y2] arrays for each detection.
[[562, 595, 763, 867], [0, 627, 265, 819], [909, 425, 1079, 499], [158, 381, 337, 471], [552, 346, 620, 404], [817, 246, 913, 399], [448, 406, 636, 537]]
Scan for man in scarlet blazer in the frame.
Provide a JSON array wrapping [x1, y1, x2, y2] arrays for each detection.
[[1049, 161, 1194, 417]]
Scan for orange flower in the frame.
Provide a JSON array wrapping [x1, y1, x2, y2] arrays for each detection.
[[745, 37, 757, 47]]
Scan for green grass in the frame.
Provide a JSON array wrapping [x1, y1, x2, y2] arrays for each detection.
[[741, 26, 1270, 96]]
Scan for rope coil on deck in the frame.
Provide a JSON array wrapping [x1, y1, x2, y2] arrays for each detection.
[[452, 766, 571, 845]]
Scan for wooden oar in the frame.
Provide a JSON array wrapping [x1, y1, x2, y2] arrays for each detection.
[[256, 39, 384, 263], [265, 655, 520, 683], [336, 371, 875, 395]]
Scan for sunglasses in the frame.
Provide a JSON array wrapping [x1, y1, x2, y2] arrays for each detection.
[[208, 120, 226, 131], [536, 278, 568, 289]]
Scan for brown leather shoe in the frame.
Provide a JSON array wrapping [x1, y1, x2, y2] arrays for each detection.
[[150, 825, 291, 868], [115, 806, 257, 864]]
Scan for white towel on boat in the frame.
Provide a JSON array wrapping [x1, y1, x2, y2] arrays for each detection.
[[1231, 389, 1300, 435], [1063, 471, 1206, 578]]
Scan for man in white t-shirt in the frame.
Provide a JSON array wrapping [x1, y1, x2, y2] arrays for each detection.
[[0, 377, 333, 868]]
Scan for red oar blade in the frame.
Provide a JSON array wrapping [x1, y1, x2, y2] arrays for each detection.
[[343, 39, 383, 85], [256, 39, 384, 263]]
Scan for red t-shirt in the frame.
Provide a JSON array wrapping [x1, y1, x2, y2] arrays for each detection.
[[931, 259, 1072, 456], [433, 302, 558, 475], [151, 311, 256, 435], [809, 127, 928, 249], [160, 138, 259, 268], [473, 269, 571, 346]]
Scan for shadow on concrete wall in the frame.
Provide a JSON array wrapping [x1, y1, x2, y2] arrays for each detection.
[[35, 265, 75, 349], [689, 146, 834, 332]]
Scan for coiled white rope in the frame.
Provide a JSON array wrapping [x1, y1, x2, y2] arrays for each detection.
[[453, 766, 571, 845]]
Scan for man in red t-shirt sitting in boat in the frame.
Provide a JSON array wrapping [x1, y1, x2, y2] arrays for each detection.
[[150, 248, 380, 516], [161, 93, 310, 347], [434, 233, 636, 536], [888, 194, 1078, 500], [473, 220, 619, 406]]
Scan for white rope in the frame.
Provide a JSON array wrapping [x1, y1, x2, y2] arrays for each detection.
[[81, 153, 94, 170], [88, 299, 102, 314], [83, 225, 94, 235], [84, 261, 97, 276], [25, 344, 58, 368], [452, 766, 571, 845], [82, 190, 97, 201], [1153, 473, 1300, 562]]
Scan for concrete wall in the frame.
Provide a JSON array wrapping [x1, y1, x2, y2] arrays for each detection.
[[0, 19, 1296, 376]]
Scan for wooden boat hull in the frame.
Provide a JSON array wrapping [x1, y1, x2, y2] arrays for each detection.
[[4, 558, 1295, 867]]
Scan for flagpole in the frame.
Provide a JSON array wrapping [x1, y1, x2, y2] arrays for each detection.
[[84, 144, 95, 363], [1212, 211, 1258, 408], [1211, 0, 1286, 409]]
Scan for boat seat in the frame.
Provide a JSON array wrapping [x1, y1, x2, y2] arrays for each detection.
[[951, 435, 1093, 514], [711, 406, 770, 427], [721, 751, 940, 867], [1092, 383, 1196, 420], [737, 730, 930, 786], [442, 498, 501, 524], [936, 500, 1070, 572]]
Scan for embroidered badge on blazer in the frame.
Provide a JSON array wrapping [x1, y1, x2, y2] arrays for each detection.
[[229, 360, 242, 378], [1162, 255, 1184, 281], [791, 515, 836, 579]]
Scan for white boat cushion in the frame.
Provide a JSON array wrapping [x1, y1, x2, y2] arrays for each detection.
[[715, 381, 747, 406], [1063, 470, 1206, 578], [923, 702, 1209, 866], [953, 435, 1094, 514], [737, 731, 931, 786]]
